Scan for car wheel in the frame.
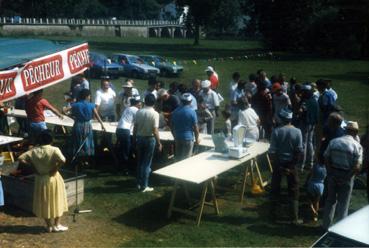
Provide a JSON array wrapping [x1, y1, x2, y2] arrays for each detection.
[[90, 69, 98, 79], [131, 70, 138, 79], [161, 70, 168, 77]]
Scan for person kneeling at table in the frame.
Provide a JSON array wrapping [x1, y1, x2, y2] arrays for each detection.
[[18, 131, 69, 233]]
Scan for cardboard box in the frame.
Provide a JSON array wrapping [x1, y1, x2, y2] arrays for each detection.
[[2, 170, 85, 213]]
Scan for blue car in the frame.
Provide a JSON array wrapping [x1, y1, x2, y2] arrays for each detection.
[[111, 54, 160, 79], [87, 52, 124, 78]]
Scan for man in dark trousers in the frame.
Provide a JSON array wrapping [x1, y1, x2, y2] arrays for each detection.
[[323, 121, 363, 230], [268, 107, 304, 224], [171, 93, 200, 161]]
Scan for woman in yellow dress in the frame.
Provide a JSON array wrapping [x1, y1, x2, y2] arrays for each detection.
[[18, 130, 68, 233]]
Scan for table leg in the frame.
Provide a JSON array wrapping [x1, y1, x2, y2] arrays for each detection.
[[249, 159, 255, 186], [240, 162, 250, 203], [266, 153, 273, 173], [6, 144, 14, 163], [167, 180, 179, 218], [210, 179, 220, 215], [254, 159, 266, 189], [61, 125, 67, 135], [182, 182, 191, 204], [196, 181, 208, 226]]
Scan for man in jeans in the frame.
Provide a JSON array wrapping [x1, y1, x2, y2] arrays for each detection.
[[133, 94, 162, 192], [268, 107, 304, 224], [323, 121, 363, 230], [171, 93, 200, 161]]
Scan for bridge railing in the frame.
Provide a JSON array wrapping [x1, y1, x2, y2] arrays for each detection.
[[0, 17, 183, 26]]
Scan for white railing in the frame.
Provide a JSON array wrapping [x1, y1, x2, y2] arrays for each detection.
[[0, 17, 183, 26]]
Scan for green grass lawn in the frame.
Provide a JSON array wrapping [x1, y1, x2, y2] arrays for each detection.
[[3, 36, 369, 247]]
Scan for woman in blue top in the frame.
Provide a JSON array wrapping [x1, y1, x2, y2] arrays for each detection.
[[70, 89, 105, 162]]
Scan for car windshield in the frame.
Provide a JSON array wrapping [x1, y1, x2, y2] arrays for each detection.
[[157, 57, 167, 63], [91, 53, 108, 62], [128, 56, 144, 64]]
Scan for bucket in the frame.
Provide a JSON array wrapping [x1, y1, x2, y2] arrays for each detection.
[[1, 152, 12, 162]]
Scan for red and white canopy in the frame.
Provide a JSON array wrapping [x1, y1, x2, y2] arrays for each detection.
[[0, 42, 89, 102]]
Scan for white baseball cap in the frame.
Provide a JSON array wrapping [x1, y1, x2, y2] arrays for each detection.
[[201, 80, 211, 88], [181, 93, 193, 102], [205, 66, 214, 72]]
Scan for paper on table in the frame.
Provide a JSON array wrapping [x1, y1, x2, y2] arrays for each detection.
[[44, 110, 56, 117]]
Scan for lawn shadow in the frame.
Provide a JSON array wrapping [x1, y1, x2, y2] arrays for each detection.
[[85, 177, 139, 194], [205, 214, 258, 226], [88, 41, 266, 60], [112, 193, 173, 233], [3, 206, 34, 218], [247, 223, 322, 237], [0, 225, 45, 234], [314, 71, 369, 85]]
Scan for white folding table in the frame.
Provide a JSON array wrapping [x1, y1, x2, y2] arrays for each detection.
[[8, 109, 212, 143], [154, 141, 270, 225], [0, 135, 23, 162]]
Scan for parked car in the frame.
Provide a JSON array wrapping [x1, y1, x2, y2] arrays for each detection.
[[140, 55, 183, 77], [87, 52, 124, 78], [111, 54, 160, 79]]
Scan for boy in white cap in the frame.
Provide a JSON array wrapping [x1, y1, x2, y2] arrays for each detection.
[[322, 121, 363, 230], [199, 80, 220, 134], [268, 107, 304, 224], [171, 93, 200, 161]]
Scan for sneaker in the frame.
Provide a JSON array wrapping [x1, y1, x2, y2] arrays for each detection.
[[46, 226, 53, 233], [53, 225, 68, 232], [142, 187, 154, 192], [137, 185, 141, 190]]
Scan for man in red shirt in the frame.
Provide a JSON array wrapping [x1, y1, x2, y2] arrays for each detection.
[[205, 66, 219, 90], [25, 90, 63, 144]]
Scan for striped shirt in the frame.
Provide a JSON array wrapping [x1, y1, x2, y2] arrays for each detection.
[[324, 135, 363, 170], [199, 89, 220, 110]]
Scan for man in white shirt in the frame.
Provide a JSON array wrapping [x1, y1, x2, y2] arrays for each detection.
[[116, 95, 141, 173], [134, 94, 162, 192], [199, 80, 220, 134], [229, 72, 240, 99], [116, 79, 140, 118], [95, 79, 116, 149], [142, 78, 159, 100], [95, 79, 116, 121]]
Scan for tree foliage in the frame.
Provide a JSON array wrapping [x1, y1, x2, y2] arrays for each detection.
[[247, 0, 369, 57], [177, 0, 246, 45]]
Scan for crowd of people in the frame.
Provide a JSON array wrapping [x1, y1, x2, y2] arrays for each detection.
[[0, 65, 368, 234]]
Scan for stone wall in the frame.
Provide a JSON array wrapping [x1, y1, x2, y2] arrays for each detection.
[[0, 24, 149, 38]]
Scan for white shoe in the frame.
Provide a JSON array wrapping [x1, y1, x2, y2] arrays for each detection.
[[142, 187, 154, 192], [53, 225, 69, 232], [137, 185, 141, 190]]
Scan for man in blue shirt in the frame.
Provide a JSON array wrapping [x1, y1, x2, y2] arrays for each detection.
[[316, 79, 337, 124], [268, 107, 304, 224], [171, 93, 200, 161]]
